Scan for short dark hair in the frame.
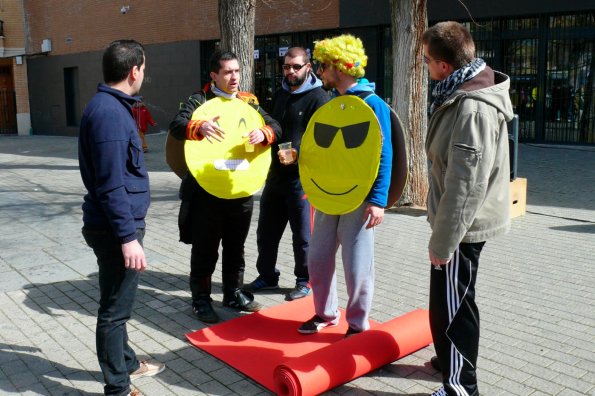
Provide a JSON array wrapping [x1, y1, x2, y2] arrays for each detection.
[[285, 47, 310, 64], [209, 50, 238, 73], [102, 40, 145, 84], [422, 21, 475, 69]]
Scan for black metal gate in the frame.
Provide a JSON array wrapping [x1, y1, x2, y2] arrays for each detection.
[[469, 13, 595, 144]]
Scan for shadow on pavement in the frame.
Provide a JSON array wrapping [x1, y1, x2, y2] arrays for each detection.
[[550, 223, 595, 233], [19, 270, 270, 393], [0, 343, 101, 395]]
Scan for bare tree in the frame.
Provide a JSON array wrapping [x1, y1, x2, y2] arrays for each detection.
[[391, 0, 429, 207], [218, 0, 256, 92]]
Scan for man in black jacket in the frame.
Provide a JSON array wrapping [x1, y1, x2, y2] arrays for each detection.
[[168, 50, 281, 323], [245, 47, 329, 300]]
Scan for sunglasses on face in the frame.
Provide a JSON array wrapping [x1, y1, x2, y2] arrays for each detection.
[[282, 63, 306, 71], [317, 63, 328, 73], [313, 121, 370, 149]]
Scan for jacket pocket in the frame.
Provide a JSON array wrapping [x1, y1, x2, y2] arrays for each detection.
[[124, 176, 150, 219], [124, 177, 149, 193], [451, 143, 481, 180], [129, 137, 144, 169]]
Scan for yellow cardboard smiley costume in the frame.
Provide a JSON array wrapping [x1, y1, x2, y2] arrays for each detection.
[[184, 97, 271, 199], [299, 95, 382, 215]]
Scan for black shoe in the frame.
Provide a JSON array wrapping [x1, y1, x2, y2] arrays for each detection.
[[192, 299, 219, 323], [430, 356, 441, 371], [297, 314, 338, 334], [344, 326, 363, 338], [223, 289, 262, 312]]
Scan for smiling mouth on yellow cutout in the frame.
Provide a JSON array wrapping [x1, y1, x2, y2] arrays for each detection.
[[310, 178, 358, 196]]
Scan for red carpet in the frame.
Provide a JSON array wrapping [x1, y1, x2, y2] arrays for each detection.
[[186, 296, 431, 395]]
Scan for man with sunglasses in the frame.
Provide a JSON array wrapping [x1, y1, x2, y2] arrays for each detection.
[[423, 22, 513, 396], [293, 35, 393, 337], [246, 47, 329, 301]]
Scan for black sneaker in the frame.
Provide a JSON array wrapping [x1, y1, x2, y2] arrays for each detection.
[[223, 289, 263, 312], [192, 300, 219, 324], [344, 326, 362, 338], [298, 315, 338, 334], [244, 278, 279, 293], [430, 356, 441, 371]]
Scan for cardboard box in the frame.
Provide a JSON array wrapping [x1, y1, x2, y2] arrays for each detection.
[[510, 177, 527, 218]]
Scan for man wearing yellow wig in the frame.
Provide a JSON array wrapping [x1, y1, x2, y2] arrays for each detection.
[[296, 35, 393, 336]]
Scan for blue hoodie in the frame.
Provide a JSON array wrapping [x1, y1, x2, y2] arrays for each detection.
[[78, 83, 150, 243], [345, 82, 393, 208]]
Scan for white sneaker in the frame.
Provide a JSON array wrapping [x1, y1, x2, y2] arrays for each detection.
[[130, 360, 165, 381], [431, 387, 447, 396]]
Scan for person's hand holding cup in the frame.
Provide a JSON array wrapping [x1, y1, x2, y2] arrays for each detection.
[[278, 142, 296, 165]]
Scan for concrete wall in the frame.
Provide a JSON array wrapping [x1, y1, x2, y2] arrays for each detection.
[[27, 41, 201, 136]]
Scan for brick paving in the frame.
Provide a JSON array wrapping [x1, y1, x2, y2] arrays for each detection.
[[0, 133, 593, 396]]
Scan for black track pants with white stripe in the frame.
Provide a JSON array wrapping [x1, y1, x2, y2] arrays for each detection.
[[429, 241, 485, 396]]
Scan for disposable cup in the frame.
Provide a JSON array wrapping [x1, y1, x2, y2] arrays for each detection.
[[278, 142, 293, 162]]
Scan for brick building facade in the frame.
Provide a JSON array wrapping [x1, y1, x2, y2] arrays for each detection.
[[3, 0, 595, 143], [0, 0, 29, 135]]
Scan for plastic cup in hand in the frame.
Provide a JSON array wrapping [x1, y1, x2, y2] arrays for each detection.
[[245, 140, 254, 152], [278, 142, 293, 162]]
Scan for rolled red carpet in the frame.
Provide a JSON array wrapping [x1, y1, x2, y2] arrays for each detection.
[[186, 297, 431, 395], [272, 309, 432, 396]]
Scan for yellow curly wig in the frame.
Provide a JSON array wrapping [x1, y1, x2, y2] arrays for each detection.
[[313, 34, 367, 78]]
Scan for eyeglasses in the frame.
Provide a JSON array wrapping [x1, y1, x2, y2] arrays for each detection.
[[317, 63, 328, 73], [282, 63, 306, 71]]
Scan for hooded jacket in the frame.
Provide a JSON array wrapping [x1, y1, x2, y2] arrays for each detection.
[[266, 71, 329, 184], [426, 67, 514, 260], [345, 82, 393, 208]]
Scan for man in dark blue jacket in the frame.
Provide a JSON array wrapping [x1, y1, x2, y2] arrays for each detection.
[[79, 40, 164, 396], [245, 47, 329, 300]]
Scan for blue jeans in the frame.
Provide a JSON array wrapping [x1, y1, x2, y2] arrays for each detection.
[[255, 180, 310, 284], [82, 227, 143, 396]]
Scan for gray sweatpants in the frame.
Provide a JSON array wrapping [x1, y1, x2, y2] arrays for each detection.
[[308, 203, 375, 332]]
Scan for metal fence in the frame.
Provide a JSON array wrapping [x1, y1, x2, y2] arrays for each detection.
[[469, 13, 595, 144]]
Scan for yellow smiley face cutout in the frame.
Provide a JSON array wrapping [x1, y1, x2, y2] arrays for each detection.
[[299, 95, 382, 214], [184, 97, 271, 199]]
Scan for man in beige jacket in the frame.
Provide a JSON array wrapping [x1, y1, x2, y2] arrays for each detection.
[[423, 22, 514, 396]]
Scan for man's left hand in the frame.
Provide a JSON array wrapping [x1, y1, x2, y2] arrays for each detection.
[[243, 128, 265, 145], [429, 250, 450, 266], [363, 204, 384, 229]]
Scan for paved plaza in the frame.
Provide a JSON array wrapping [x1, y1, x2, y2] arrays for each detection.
[[0, 132, 593, 395]]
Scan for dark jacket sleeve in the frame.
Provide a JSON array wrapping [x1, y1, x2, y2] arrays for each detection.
[[253, 103, 282, 142], [168, 92, 206, 140]]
